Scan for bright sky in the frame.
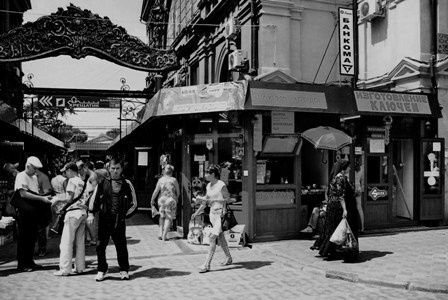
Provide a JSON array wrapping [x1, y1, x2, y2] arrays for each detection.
[[22, 0, 148, 139]]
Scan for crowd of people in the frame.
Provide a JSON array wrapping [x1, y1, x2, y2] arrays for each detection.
[[2, 153, 237, 279], [3, 155, 137, 281]]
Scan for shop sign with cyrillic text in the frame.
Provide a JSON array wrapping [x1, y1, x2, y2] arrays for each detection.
[[339, 8, 354, 76], [354, 91, 431, 115], [251, 88, 327, 110]]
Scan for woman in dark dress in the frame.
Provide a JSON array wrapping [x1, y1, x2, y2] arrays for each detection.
[[317, 160, 359, 259]]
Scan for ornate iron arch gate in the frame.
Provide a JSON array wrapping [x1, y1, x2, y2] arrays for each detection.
[[0, 4, 178, 72]]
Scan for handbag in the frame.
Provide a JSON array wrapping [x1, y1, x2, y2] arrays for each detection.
[[221, 204, 238, 231], [330, 218, 348, 245]]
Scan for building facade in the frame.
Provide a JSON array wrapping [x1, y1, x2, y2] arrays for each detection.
[[357, 0, 447, 224], [121, 0, 443, 241]]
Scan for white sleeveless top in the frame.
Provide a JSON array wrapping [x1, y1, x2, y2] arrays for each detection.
[[205, 180, 226, 212]]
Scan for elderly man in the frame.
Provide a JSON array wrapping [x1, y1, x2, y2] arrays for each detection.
[[14, 156, 52, 272]]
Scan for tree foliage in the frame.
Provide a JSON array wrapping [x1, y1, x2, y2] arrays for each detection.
[[24, 104, 87, 143], [105, 128, 121, 139]]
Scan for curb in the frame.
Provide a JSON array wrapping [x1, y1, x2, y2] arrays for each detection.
[[325, 269, 448, 294], [258, 248, 448, 294]]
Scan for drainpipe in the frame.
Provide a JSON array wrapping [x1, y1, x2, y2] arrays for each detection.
[[430, 0, 438, 110], [250, 0, 259, 76]]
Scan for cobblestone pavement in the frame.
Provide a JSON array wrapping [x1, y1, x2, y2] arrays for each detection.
[[256, 229, 448, 293], [0, 213, 446, 299]]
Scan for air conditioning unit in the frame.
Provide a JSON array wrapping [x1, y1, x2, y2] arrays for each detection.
[[358, 0, 384, 23], [225, 17, 240, 39], [228, 50, 244, 70]]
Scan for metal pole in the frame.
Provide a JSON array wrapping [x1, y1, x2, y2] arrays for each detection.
[[119, 99, 122, 140], [352, 0, 359, 89], [31, 97, 34, 136]]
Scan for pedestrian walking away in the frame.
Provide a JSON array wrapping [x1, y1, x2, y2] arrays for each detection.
[[90, 157, 137, 281], [150, 164, 179, 241], [316, 160, 359, 260], [191, 164, 234, 273], [14, 156, 52, 272]]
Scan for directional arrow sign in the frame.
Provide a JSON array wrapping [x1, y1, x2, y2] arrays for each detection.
[[368, 187, 387, 201], [38, 96, 54, 107]]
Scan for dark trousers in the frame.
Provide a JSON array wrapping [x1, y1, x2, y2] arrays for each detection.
[[16, 210, 38, 268], [96, 215, 129, 272]]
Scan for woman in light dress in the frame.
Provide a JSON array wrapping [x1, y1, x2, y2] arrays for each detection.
[[150, 164, 179, 241], [191, 164, 234, 273]]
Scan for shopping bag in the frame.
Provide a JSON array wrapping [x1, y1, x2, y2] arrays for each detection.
[[329, 218, 348, 245], [187, 217, 203, 245], [340, 222, 359, 253]]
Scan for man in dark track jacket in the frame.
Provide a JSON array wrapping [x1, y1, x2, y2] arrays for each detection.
[[88, 158, 137, 281]]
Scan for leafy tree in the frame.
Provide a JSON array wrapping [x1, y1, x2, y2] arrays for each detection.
[[105, 128, 121, 139], [24, 104, 87, 143]]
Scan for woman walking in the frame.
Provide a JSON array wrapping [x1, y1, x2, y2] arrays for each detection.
[[191, 165, 233, 273], [150, 164, 179, 241], [318, 160, 359, 260]]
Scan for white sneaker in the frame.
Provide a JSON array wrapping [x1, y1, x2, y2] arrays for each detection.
[[95, 271, 107, 282], [119, 271, 129, 280]]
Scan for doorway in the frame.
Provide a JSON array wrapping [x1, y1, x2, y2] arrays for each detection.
[[391, 139, 414, 221]]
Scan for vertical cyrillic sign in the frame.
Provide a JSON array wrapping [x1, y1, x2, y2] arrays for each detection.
[[339, 8, 354, 76]]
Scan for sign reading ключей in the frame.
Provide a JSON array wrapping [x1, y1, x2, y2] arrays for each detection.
[[354, 90, 431, 115]]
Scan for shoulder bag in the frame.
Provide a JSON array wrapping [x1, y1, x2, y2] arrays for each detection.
[[221, 204, 238, 231], [50, 177, 88, 235]]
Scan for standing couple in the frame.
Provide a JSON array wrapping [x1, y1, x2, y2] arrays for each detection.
[[53, 158, 137, 281]]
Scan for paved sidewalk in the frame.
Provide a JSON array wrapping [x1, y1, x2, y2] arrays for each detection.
[[255, 229, 448, 294], [0, 213, 447, 298]]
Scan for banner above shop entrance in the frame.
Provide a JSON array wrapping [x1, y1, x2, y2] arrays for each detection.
[[354, 90, 433, 115], [141, 81, 247, 122]]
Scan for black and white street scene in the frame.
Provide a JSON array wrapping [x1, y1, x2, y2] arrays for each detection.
[[1, 0, 448, 299]]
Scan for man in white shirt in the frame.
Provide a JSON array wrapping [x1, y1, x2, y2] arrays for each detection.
[[54, 162, 89, 276], [14, 156, 52, 272]]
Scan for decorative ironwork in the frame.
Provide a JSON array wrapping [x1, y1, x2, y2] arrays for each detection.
[[23, 73, 34, 88], [0, 4, 178, 72]]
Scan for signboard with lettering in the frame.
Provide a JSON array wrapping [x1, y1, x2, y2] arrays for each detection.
[[354, 91, 432, 115], [250, 88, 327, 110], [271, 111, 294, 134], [26, 94, 123, 109], [339, 8, 354, 76]]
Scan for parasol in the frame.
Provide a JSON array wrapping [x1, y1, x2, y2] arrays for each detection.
[[301, 126, 352, 151]]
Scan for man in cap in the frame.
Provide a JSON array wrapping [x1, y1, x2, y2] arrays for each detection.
[[14, 156, 52, 272]]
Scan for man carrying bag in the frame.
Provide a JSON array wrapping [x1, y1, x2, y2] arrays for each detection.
[[13, 156, 52, 272]]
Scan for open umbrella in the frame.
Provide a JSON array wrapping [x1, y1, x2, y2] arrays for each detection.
[[301, 126, 352, 151]]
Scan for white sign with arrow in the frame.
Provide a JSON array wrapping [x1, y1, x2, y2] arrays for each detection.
[[38, 95, 53, 107], [339, 8, 354, 76]]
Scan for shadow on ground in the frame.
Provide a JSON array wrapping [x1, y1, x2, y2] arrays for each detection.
[[209, 260, 273, 273], [344, 250, 393, 264], [131, 267, 191, 279]]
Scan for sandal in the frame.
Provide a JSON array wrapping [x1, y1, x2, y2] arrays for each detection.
[[220, 258, 233, 266]]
